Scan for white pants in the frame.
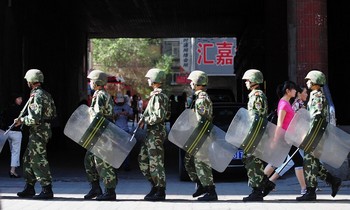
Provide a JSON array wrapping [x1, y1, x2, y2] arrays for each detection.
[[277, 150, 304, 176], [7, 131, 22, 167]]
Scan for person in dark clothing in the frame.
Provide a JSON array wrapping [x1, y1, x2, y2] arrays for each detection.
[[131, 94, 139, 126], [1, 93, 24, 178]]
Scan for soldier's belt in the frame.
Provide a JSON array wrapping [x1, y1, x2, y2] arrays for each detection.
[[183, 118, 213, 156], [300, 115, 327, 153], [78, 113, 109, 150], [240, 115, 267, 154]]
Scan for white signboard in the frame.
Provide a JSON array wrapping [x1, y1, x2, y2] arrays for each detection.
[[179, 38, 192, 72], [192, 37, 237, 76]]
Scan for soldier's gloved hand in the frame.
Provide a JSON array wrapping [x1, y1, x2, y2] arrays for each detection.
[[14, 118, 23, 127], [138, 120, 145, 129], [88, 107, 96, 118]]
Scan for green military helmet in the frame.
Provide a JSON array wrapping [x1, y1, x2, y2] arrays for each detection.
[[187, 70, 208, 86], [24, 69, 44, 83], [305, 70, 326, 85], [87, 69, 108, 86], [242, 69, 263, 84], [145, 68, 165, 83]]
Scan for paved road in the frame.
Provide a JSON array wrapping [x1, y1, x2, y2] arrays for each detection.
[[1, 165, 350, 210], [1, 121, 349, 210]]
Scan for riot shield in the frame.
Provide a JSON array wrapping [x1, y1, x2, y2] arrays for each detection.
[[225, 108, 291, 167], [0, 129, 8, 153], [168, 109, 238, 172], [64, 104, 136, 169], [285, 108, 350, 168]]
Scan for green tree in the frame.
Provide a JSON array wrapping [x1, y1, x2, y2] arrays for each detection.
[[91, 38, 173, 98]]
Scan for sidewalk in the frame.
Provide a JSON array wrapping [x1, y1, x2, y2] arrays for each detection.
[[1, 166, 350, 210]]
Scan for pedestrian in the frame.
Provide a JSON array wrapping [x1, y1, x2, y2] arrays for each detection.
[[137, 96, 143, 119], [169, 94, 179, 128], [296, 70, 342, 201], [138, 68, 170, 201], [263, 81, 307, 195], [113, 93, 133, 171], [268, 85, 308, 191], [0, 93, 24, 178], [125, 90, 132, 106], [83, 69, 117, 201], [241, 69, 274, 201], [15, 69, 57, 199], [184, 70, 218, 201], [131, 94, 139, 126]]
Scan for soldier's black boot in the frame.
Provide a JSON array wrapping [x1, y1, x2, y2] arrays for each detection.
[[198, 185, 218, 201], [144, 187, 166, 201], [144, 182, 157, 200], [262, 176, 276, 197], [96, 188, 116, 201], [17, 183, 35, 198], [192, 180, 205, 198], [325, 172, 342, 197], [243, 187, 264, 202], [84, 181, 102, 200], [33, 184, 54, 200], [296, 187, 316, 201]]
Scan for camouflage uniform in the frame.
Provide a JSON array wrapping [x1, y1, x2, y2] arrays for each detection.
[[297, 70, 341, 201], [243, 89, 268, 188], [84, 89, 117, 189], [303, 89, 329, 187], [21, 86, 56, 187], [138, 87, 169, 188], [184, 89, 214, 187]]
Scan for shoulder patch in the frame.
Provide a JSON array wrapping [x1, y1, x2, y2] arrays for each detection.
[[198, 92, 208, 99], [314, 91, 323, 98]]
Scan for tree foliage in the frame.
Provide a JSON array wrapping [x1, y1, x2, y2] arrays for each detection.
[[91, 38, 173, 98]]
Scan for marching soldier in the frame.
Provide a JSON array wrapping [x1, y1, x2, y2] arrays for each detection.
[[83, 70, 117, 201], [296, 70, 342, 201], [138, 68, 170, 201], [184, 70, 218, 201], [15, 69, 57, 199], [241, 69, 275, 201]]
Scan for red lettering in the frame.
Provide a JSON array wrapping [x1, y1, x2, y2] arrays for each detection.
[[197, 42, 215, 65], [216, 41, 234, 65]]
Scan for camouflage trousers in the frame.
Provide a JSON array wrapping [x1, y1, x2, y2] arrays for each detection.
[[303, 153, 328, 188], [22, 131, 52, 187], [84, 151, 117, 189], [184, 153, 214, 186], [242, 154, 265, 188], [138, 126, 166, 188]]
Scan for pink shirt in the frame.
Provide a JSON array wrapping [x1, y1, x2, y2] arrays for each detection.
[[277, 99, 295, 130]]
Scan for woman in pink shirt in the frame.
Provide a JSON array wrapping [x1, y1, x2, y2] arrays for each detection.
[[263, 81, 307, 196]]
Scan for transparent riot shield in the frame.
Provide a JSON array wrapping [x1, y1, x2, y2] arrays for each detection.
[[64, 104, 136, 169], [225, 108, 291, 167], [0, 129, 8, 153], [285, 108, 350, 168], [168, 109, 238, 172]]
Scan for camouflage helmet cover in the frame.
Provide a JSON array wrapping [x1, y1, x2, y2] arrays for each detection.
[[24, 69, 44, 83], [187, 70, 208, 86], [145, 68, 165, 83], [242, 69, 263, 84], [87, 69, 108, 86], [305, 70, 326, 85]]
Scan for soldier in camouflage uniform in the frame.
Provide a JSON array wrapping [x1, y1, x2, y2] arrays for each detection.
[[138, 68, 170, 201], [296, 70, 342, 201], [15, 69, 56, 199], [83, 70, 117, 201], [184, 70, 218, 201], [241, 69, 275, 201]]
